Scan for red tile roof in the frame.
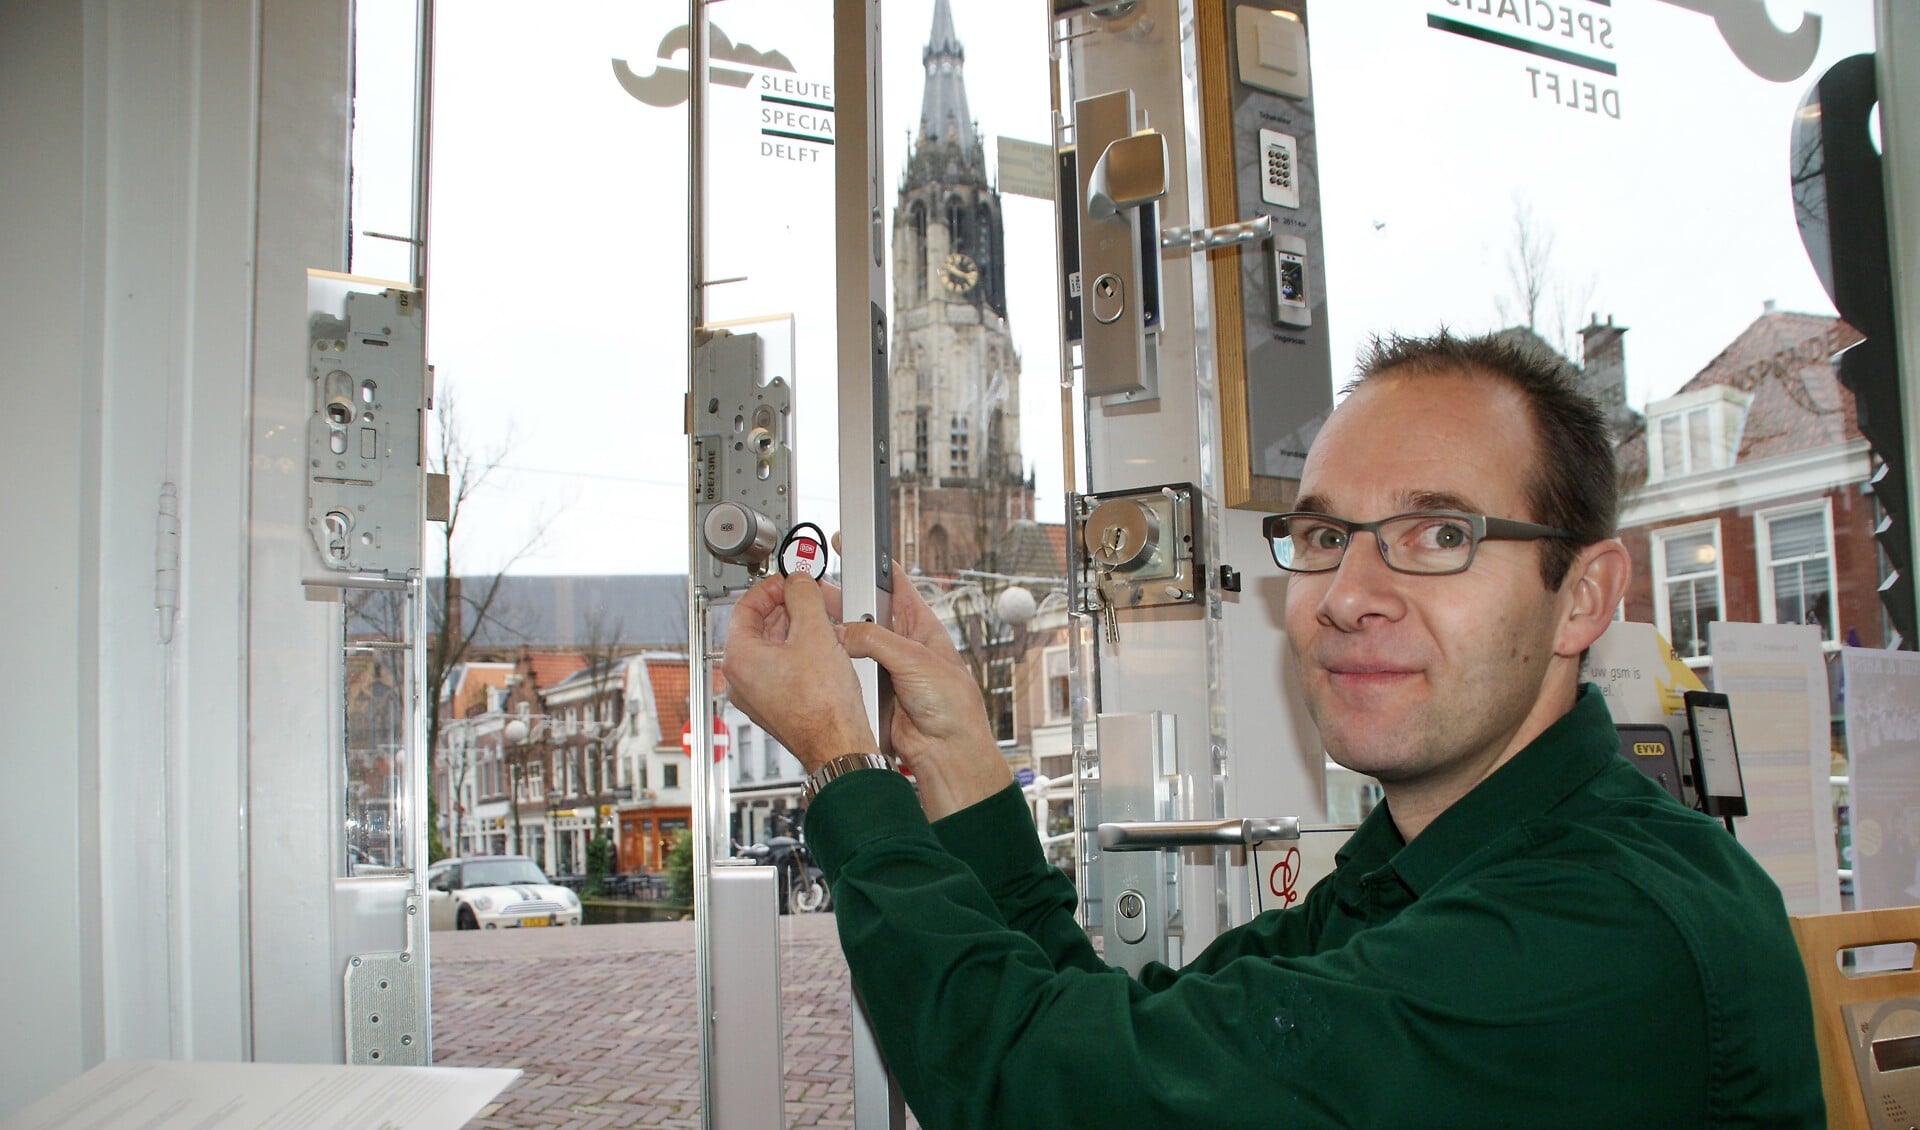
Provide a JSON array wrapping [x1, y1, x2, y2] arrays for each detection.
[[453, 664, 510, 719], [646, 657, 691, 749], [1617, 311, 1863, 484], [1043, 523, 1069, 574], [525, 651, 588, 690]]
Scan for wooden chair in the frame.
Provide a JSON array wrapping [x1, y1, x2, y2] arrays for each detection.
[[1791, 907, 1920, 1129]]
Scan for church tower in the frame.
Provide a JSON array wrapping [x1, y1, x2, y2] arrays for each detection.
[[889, 0, 1032, 578]]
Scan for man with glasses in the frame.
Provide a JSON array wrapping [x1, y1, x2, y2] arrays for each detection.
[[724, 332, 1822, 1127]]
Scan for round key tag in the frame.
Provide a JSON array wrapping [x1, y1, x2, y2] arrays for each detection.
[[778, 522, 830, 580]]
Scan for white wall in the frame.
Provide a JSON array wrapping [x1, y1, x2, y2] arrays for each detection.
[[1, 2, 103, 1112], [0, 0, 348, 1112]]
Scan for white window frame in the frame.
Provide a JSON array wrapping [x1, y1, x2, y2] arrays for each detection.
[[1651, 519, 1724, 664], [1645, 385, 1751, 483], [988, 656, 1015, 743], [1754, 499, 1840, 647], [1042, 645, 1071, 725]]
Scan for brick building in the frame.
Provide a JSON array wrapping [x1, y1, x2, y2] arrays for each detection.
[[1615, 308, 1890, 664]]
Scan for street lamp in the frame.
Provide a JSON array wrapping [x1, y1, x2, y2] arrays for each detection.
[[994, 584, 1038, 629], [504, 717, 529, 858]]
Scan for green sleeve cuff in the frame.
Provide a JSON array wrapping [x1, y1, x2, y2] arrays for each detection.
[[802, 767, 936, 880], [931, 782, 1048, 896]]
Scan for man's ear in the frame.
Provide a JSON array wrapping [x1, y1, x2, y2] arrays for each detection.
[[1554, 538, 1631, 658]]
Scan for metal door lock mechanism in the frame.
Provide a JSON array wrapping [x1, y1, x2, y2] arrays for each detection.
[[1075, 483, 1203, 618], [306, 285, 425, 580], [691, 329, 794, 594]]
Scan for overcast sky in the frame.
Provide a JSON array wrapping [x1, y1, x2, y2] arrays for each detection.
[[359, 0, 1876, 577]]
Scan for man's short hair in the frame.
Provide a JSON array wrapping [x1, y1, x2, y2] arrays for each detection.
[[1346, 330, 1618, 590]]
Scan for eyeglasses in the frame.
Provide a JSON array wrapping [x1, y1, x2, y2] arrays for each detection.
[[1262, 510, 1573, 576]]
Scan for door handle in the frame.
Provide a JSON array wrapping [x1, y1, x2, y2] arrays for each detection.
[[1096, 816, 1300, 852]]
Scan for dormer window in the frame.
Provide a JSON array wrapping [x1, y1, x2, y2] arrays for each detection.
[[1646, 385, 1750, 483]]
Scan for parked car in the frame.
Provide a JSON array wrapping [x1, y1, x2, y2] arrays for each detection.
[[426, 855, 582, 930]]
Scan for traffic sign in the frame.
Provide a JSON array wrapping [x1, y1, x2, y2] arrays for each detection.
[[681, 716, 731, 761]]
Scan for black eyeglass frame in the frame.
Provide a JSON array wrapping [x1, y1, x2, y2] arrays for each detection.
[[1261, 510, 1575, 576]]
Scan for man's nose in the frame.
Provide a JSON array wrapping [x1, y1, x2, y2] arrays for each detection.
[[1316, 532, 1407, 631]]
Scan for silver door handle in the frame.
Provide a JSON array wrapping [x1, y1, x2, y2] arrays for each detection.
[[1096, 817, 1300, 852]]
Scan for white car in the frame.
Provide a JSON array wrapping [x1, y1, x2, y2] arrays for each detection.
[[427, 855, 582, 930]]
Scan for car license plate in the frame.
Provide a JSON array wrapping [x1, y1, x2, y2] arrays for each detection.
[[519, 915, 551, 928]]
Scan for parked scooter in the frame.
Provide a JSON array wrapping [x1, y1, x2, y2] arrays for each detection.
[[735, 812, 830, 914]]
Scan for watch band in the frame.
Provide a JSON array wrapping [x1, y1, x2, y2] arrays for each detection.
[[801, 752, 894, 806]]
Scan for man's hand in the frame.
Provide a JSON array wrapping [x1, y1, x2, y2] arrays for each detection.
[[723, 573, 878, 773], [843, 567, 1012, 820]]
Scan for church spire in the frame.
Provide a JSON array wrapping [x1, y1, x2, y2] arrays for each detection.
[[918, 0, 975, 152]]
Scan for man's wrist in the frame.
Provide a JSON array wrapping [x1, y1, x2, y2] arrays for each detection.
[[801, 752, 894, 806]]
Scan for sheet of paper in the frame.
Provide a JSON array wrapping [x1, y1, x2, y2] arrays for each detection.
[[3, 1059, 520, 1129], [1249, 824, 1356, 915], [1710, 622, 1840, 915], [1843, 647, 1920, 912], [1580, 620, 1704, 724]]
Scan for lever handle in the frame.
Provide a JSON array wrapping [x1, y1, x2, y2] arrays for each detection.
[[1097, 816, 1299, 852]]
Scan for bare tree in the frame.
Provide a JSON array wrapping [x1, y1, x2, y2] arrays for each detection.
[[1493, 197, 1599, 362], [426, 387, 551, 860], [940, 582, 1024, 743], [1497, 198, 1552, 336], [573, 607, 627, 887]]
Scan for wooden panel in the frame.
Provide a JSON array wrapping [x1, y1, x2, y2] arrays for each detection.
[[1197, 2, 1321, 513], [1790, 907, 1920, 1128], [1195, 1, 1250, 509]]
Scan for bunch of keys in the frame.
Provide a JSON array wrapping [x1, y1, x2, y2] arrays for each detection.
[[1094, 526, 1124, 645]]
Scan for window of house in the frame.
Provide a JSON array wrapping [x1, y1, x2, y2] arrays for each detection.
[[737, 723, 755, 781], [989, 657, 1015, 742], [764, 737, 780, 781], [663, 762, 680, 791], [914, 409, 929, 476], [949, 416, 969, 478], [1757, 503, 1836, 642], [1654, 522, 1722, 660], [1646, 387, 1750, 483], [1043, 646, 1071, 724]]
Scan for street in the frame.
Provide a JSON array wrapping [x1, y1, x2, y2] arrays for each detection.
[[431, 915, 911, 1128]]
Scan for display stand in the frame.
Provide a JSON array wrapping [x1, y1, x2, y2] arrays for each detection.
[[1791, 907, 1920, 1128]]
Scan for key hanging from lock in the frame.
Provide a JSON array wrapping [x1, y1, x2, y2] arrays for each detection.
[[1095, 525, 1123, 646]]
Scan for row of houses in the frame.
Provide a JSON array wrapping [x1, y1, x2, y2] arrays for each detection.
[[420, 305, 1899, 879], [425, 570, 1078, 880]]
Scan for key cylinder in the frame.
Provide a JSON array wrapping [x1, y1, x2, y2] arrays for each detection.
[[703, 501, 779, 567], [1086, 497, 1160, 571]]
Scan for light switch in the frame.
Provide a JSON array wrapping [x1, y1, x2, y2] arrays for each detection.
[[1236, 6, 1310, 100]]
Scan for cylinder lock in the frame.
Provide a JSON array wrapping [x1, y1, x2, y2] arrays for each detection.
[[1114, 888, 1149, 945], [702, 502, 779, 567], [1086, 497, 1160, 572]]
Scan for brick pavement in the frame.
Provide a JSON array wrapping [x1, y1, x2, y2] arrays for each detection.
[[430, 915, 919, 1128]]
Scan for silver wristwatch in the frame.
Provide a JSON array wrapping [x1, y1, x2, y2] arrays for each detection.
[[801, 752, 894, 806]]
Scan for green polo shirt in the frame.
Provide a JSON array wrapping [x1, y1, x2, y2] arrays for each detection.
[[805, 686, 1823, 1128]]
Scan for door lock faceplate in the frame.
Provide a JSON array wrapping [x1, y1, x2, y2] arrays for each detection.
[[1076, 483, 1201, 616]]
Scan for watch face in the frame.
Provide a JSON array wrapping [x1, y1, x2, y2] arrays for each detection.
[[942, 252, 980, 293]]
